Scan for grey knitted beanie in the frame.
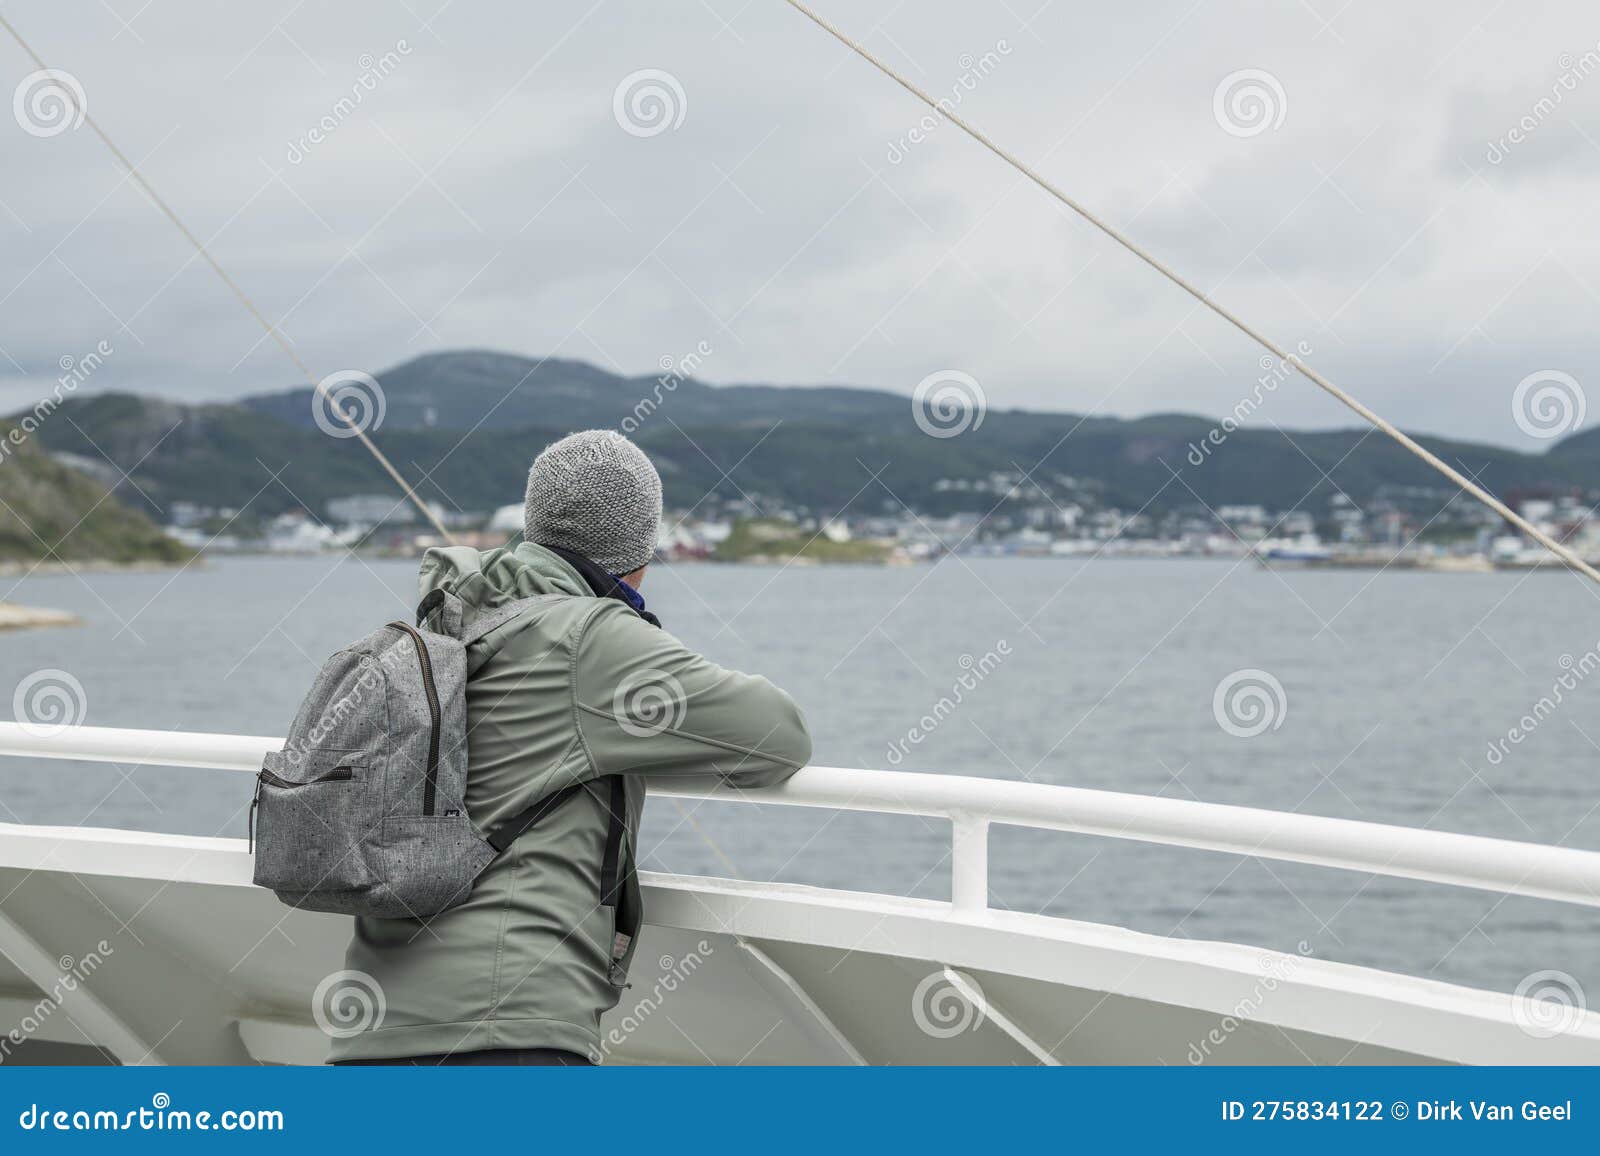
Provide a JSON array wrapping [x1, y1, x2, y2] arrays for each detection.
[[523, 430, 663, 574]]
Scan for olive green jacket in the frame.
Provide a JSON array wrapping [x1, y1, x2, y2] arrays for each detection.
[[328, 543, 811, 1062]]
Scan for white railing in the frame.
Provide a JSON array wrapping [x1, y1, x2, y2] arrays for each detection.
[[3, 721, 1600, 914]]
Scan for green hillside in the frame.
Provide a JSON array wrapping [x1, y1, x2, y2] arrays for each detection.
[[16, 351, 1600, 529], [0, 425, 192, 564]]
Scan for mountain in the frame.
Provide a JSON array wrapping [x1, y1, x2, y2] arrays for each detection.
[[239, 350, 918, 432], [17, 350, 1600, 529], [0, 420, 192, 564], [1542, 424, 1600, 476]]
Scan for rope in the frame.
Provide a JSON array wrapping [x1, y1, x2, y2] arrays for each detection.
[[0, 13, 456, 544], [779, 0, 1600, 584]]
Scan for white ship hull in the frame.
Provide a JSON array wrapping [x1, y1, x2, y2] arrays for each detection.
[[2, 724, 1597, 1066]]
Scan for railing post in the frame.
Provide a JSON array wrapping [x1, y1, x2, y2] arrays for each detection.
[[950, 813, 990, 913]]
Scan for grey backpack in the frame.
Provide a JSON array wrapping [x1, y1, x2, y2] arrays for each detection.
[[250, 590, 612, 919]]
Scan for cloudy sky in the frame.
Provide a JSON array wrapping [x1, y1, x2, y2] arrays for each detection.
[[1, 0, 1597, 446]]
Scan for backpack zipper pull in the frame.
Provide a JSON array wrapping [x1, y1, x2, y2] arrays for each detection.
[[248, 774, 262, 853]]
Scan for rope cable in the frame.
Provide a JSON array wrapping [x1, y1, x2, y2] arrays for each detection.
[[0, 12, 456, 544], [778, 0, 1600, 584]]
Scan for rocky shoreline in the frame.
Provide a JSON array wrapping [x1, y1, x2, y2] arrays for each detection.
[[0, 558, 197, 577], [0, 602, 80, 630]]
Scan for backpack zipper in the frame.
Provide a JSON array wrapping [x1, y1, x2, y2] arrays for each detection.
[[259, 765, 355, 789], [387, 621, 442, 816], [252, 762, 354, 850]]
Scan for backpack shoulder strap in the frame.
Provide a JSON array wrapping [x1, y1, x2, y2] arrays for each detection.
[[483, 776, 627, 869], [598, 775, 626, 906], [416, 591, 562, 646], [459, 594, 559, 647], [456, 595, 565, 676], [484, 781, 584, 852], [415, 588, 463, 635]]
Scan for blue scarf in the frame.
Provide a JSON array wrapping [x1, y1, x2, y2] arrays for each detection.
[[539, 543, 660, 628], [611, 574, 648, 615]]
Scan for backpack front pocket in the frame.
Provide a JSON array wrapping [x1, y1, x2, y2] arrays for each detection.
[[372, 814, 496, 918], [251, 748, 376, 894]]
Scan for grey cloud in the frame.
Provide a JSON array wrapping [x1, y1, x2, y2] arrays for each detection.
[[0, 0, 1597, 449]]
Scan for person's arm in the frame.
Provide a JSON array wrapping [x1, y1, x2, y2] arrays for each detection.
[[570, 601, 811, 788]]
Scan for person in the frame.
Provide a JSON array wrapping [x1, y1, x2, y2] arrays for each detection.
[[330, 429, 811, 1066]]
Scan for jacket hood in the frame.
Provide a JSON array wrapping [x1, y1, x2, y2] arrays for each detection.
[[417, 541, 589, 613]]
